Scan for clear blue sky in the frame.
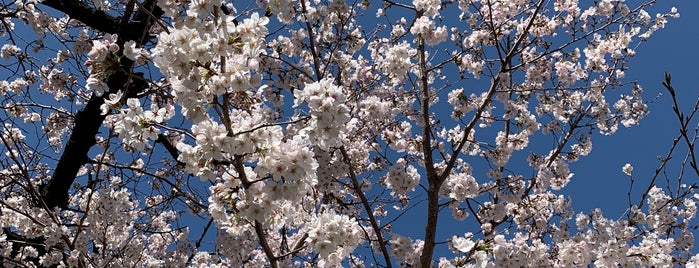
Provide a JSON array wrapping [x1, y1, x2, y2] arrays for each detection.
[[567, 1, 699, 216]]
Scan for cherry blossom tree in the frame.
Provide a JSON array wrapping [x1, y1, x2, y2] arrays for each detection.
[[0, 0, 697, 266]]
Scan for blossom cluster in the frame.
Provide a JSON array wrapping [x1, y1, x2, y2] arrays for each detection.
[[304, 211, 363, 267], [374, 41, 416, 85], [105, 98, 167, 151], [85, 34, 119, 97], [294, 78, 351, 150], [384, 158, 420, 196]]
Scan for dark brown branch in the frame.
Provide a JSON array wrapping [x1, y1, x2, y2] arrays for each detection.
[[39, 0, 161, 209], [340, 147, 392, 268], [254, 220, 279, 268], [41, 0, 120, 34], [638, 74, 699, 209], [42, 70, 149, 209], [156, 134, 185, 166], [417, 29, 441, 268], [41, 0, 161, 43], [3, 227, 50, 265], [41, 94, 106, 208], [186, 218, 214, 264]]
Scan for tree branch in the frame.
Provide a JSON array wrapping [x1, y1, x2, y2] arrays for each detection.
[[340, 146, 392, 268], [39, 0, 161, 209]]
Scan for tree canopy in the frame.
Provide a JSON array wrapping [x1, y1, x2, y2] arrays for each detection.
[[0, 0, 697, 267]]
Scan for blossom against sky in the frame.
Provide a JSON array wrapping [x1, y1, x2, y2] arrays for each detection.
[[1, 0, 699, 266]]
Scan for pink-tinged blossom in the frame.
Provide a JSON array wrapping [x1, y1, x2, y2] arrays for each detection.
[[410, 16, 447, 46], [414, 0, 441, 18], [444, 171, 479, 202], [122, 40, 142, 61], [186, 0, 221, 18], [100, 90, 123, 115], [375, 41, 416, 85], [85, 76, 108, 97], [622, 163, 633, 176], [295, 78, 351, 150], [450, 233, 476, 253], [106, 98, 163, 152], [304, 211, 362, 267], [390, 234, 424, 266], [384, 158, 420, 196], [266, 0, 295, 24], [1, 44, 21, 60], [87, 40, 108, 62]]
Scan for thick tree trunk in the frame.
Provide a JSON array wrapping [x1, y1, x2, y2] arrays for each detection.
[[41, 95, 107, 208]]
